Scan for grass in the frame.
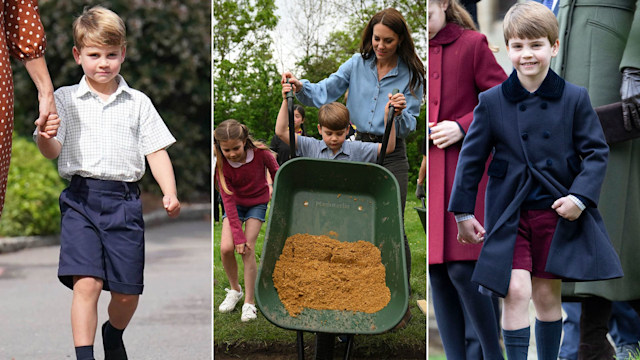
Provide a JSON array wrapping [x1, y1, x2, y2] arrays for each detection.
[[213, 183, 427, 358]]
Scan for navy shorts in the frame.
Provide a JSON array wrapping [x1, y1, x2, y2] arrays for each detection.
[[58, 176, 145, 294], [222, 203, 268, 222]]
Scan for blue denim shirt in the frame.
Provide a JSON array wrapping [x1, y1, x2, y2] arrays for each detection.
[[296, 53, 423, 138]]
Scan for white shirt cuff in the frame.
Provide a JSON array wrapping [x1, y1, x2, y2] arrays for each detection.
[[455, 213, 475, 223], [567, 195, 586, 211]]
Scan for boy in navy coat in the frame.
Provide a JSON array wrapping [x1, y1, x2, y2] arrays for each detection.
[[448, 2, 623, 359]]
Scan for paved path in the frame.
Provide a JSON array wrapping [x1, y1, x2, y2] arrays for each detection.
[[0, 219, 211, 360]]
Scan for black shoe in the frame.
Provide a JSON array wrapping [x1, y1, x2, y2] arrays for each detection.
[[102, 321, 128, 360]]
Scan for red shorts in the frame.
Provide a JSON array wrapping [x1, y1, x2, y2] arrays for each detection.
[[512, 209, 561, 279]]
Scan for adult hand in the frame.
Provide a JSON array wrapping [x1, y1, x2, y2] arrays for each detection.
[[163, 195, 181, 218], [429, 120, 464, 149], [552, 196, 582, 221], [281, 72, 303, 93], [34, 113, 60, 139], [456, 217, 486, 244], [388, 92, 407, 116], [621, 67, 640, 130]]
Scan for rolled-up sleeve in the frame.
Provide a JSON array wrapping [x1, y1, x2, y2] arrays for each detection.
[[5, 0, 47, 60]]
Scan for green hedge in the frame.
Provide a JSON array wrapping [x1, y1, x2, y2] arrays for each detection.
[[0, 135, 66, 237]]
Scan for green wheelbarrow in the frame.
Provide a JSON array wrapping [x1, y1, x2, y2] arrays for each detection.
[[255, 157, 409, 359]]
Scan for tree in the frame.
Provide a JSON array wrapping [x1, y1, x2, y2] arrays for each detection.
[[12, 0, 211, 201], [213, 0, 281, 143]]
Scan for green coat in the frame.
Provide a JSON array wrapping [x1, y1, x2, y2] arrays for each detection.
[[553, 0, 640, 301]]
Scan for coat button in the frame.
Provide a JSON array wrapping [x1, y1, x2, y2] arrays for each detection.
[[432, 72, 440, 79], [541, 102, 548, 109], [543, 131, 550, 138], [519, 104, 527, 111], [522, 133, 528, 140], [434, 48, 440, 54], [546, 159, 553, 166]]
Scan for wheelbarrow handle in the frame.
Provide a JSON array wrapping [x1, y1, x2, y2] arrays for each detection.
[[286, 80, 296, 160], [378, 88, 399, 165]]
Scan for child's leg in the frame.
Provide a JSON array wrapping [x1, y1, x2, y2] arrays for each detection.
[[220, 217, 241, 292], [71, 276, 103, 346], [531, 277, 562, 360], [241, 218, 263, 304], [502, 269, 532, 360], [108, 292, 140, 329]]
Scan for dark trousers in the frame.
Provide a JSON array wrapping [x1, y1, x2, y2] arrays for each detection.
[[430, 261, 504, 360]]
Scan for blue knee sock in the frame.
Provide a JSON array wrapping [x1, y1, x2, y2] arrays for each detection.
[[535, 318, 562, 360], [75, 345, 94, 360], [503, 326, 530, 360]]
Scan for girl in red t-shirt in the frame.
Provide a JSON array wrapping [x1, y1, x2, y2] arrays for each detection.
[[214, 119, 279, 322]]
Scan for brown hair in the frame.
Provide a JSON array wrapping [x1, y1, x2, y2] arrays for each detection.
[[432, 0, 477, 31], [73, 5, 127, 49], [360, 8, 425, 98], [503, 2, 558, 45], [318, 103, 351, 131], [213, 119, 271, 195]]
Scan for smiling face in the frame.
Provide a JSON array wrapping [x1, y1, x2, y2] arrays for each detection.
[[318, 125, 348, 154], [372, 23, 400, 61], [293, 109, 304, 130], [507, 36, 559, 89], [73, 45, 126, 93], [218, 139, 247, 163]]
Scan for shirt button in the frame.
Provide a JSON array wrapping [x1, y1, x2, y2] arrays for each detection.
[[543, 131, 550, 138], [541, 102, 548, 109], [522, 133, 528, 140], [519, 104, 527, 111], [547, 159, 553, 166]]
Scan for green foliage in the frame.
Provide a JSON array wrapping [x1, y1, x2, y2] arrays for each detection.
[[213, 0, 281, 143], [12, 0, 211, 201], [0, 136, 66, 236]]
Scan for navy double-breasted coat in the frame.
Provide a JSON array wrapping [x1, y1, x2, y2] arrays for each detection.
[[448, 70, 623, 297]]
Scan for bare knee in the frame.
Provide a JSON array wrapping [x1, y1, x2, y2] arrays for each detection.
[[111, 293, 139, 306], [507, 279, 531, 304], [220, 242, 235, 257], [73, 276, 103, 298]]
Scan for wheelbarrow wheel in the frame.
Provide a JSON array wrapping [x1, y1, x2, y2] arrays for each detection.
[[314, 332, 335, 360]]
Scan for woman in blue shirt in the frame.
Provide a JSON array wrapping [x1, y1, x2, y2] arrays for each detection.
[[282, 7, 424, 326]]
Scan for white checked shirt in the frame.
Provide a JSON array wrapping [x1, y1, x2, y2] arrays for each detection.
[[41, 75, 176, 181]]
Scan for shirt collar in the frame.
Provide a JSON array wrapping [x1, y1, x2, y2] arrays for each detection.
[[502, 68, 565, 103], [429, 23, 464, 46], [75, 75, 133, 100], [228, 148, 254, 168], [320, 141, 349, 158]]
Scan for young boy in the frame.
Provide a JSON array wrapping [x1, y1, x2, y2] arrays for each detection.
[[448, 2, 623, 359], [275, 82, 402, 162], [34, 6, 180, 360]]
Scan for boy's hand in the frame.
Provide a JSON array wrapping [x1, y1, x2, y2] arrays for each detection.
[[163, 195, 181, 218], [456, 218, 486, 244], [35, 113, 60, 139], [430, 120, 464, 149], [552, 196, 582, 221], [235, 242, 250, 255], [281, 72, 302, 93], [282, 82, 294, 99]]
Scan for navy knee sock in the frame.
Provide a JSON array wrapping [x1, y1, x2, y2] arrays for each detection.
[[103, 321, 125, 350], [75, 345, 94, 360], [503, 326, 530, 360], [535, 318, 562, 360]]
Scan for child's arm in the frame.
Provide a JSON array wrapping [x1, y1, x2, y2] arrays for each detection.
[[377, 92, 403, 155], [146, 149, 180, 218], [552, 196, 583, 221], [456, 216, 486, 244], [275, 82, 298, 148], [35, 113, 62, 159]]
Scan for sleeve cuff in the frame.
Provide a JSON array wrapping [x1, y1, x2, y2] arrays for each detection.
[[455, 213, 475, 223], [568, 194, 586, 211]]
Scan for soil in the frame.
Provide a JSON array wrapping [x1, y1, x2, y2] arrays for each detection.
[[272, 233, 391, 317]]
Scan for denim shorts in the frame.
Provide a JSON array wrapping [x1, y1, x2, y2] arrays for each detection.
[[223, 203, 268, 222]]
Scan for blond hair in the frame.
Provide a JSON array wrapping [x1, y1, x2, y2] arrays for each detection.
[[213, 120, 271, 195], [503, 2, 558, 45], [318, 103, 350, 131], [73, 5, 126, 49]]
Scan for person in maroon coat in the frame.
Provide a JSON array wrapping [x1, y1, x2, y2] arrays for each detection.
[[428, 1, 507, 359]]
